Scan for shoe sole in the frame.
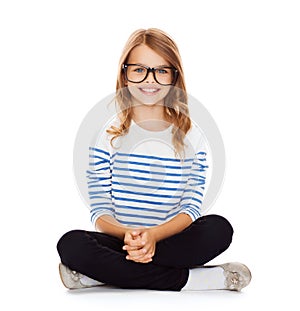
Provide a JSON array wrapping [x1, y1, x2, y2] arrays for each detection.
[[203, 262, 252, 291], [220, 262, 252, 291], [58, 263, 72, 289]]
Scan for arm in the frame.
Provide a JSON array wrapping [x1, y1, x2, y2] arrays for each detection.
[[149, 213, 192, 241], [178, 150, 209, 222], [87, 146, 116, 225], [95, 215, 128, 240]]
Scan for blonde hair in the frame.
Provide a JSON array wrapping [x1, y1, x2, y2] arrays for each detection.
[[107, 28, 191, 158]]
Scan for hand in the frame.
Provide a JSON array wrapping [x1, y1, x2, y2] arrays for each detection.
[[123, 228, 157, 263]]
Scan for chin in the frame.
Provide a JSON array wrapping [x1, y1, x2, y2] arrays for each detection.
[[140, 100, 161, 106]]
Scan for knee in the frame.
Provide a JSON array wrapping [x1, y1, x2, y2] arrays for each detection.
[[56, 229, 85, 261], [203, 214, 234, 248]]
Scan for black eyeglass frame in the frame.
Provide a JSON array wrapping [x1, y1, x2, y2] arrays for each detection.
[[122, 63, 178, 86]]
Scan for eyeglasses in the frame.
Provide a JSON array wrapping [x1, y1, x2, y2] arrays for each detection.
[[123, 64, 178, 86]]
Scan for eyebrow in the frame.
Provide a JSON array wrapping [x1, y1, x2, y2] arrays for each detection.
[[128, 63, 172, 68]]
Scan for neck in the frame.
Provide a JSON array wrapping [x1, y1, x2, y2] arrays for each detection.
[[131, 102, 171, 132]]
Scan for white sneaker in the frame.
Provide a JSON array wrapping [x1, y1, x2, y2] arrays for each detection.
[[218, 262, 252, 291], [59, 263, 102, 289]]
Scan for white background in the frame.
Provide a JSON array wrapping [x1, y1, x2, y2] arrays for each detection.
[[1, 0, 299, 310]]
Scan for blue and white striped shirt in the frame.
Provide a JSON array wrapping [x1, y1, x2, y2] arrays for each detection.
[[87, 118, 210, 228]]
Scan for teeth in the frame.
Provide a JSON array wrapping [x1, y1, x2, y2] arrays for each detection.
[[140, 88, 159, 93]]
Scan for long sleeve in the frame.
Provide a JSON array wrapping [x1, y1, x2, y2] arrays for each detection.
[[178, 124, 210, 221], [86, 141, 115, 226], [179, 149, 209, 221]]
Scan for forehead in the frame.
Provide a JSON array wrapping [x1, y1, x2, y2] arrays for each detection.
[[127, 44, 169, 67]]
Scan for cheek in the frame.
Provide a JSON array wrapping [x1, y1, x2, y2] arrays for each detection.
[[127, 85, 139, 98], [160, 87, 171, 98]]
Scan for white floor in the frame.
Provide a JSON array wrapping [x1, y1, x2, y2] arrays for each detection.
[[3, 224, 297, 311], [6, 260, 296, 311]]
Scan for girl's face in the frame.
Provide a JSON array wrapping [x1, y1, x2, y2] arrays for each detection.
[[125, 44, 171, 106]]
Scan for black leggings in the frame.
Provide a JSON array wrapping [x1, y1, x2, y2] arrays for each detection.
[[57, 214, 233, 291]]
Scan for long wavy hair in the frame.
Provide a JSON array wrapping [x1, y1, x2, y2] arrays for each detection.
[[107, 28, 191, 158]]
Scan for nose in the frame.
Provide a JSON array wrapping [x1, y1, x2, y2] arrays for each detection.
[[145, 69, 156, 83]]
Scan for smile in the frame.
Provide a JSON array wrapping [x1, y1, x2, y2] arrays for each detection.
[[139, 88, 161, 95]]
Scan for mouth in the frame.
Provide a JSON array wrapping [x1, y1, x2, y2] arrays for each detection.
[[138, 87, 161, 95]]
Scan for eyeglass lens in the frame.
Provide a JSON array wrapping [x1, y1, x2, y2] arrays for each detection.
[[125, 65, 176, 85]]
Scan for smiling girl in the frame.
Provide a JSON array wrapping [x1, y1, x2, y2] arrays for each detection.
[[57, 28, 251, 291]]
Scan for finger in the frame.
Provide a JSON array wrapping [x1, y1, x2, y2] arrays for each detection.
[[126, 249, 154, 261], [128, 248, 147, 257], [124, 230, 142, 243], [126, 245, 154, 257], [130, 230, 142, 237], [122, 245, 140, 251], [132, 253, 153, 263], [125, 239, 146, 248]]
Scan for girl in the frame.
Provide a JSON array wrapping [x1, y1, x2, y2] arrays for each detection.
[[57, 28, 251, 291]]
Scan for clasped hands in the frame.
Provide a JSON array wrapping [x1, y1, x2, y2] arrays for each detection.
[[123, 228, 156, 263]]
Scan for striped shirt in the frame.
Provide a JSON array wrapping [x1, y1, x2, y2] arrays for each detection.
[[87, 117, 210, 228]]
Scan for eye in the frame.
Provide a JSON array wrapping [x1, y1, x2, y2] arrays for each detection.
[[134, 67, 146, 73], [156, 68, 169, 74]]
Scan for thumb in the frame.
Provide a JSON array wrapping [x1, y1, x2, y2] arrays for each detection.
[[131, 230, 141, 237], [131, 227, 145, 237]]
